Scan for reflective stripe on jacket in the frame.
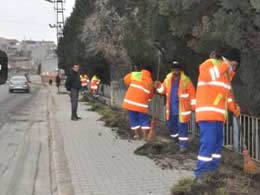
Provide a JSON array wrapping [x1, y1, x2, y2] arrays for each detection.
[[122, 70, 154, 113], [195, 59, 236, 122], [157, 72, 196, 122]]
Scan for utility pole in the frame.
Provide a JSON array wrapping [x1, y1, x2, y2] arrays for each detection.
[[45, 0, 65, 72], [45, 0, 65, 44]]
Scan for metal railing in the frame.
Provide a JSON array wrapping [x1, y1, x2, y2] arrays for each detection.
[[239, 115, 260, 161], [98, 83, 260, 162]]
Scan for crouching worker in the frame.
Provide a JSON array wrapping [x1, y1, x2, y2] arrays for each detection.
[[122, 65, 154, 140], [154, 61, 196, 152]]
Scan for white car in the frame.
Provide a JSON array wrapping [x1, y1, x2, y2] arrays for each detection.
[[9, 75, 30, 93]]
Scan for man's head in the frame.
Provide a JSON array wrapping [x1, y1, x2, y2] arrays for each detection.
[[171, 61, 182, 77], [72, 64, 80, 72], [142, 65, 153, 74], [222, 48, 241, 72]]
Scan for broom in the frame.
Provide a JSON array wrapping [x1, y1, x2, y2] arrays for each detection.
[[234, 112, 258, 174], [147, 50, 161, 142], [229, 73, 258, 174]]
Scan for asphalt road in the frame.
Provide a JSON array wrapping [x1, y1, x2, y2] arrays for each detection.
[[0, 84, 51, 195]]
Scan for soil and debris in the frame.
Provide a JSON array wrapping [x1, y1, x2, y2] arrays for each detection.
[[84, 96, 133, 139], [83, 94, 260, 195], [136, 139, 260, 195], [135, 140, 197, 171], [171, 167, 260, 195]]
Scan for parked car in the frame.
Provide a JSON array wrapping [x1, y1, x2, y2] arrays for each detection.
[[9, 75, 30, 93]]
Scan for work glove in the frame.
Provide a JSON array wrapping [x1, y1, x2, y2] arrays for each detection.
[[154, 81, 161, 88], [233, 104, 241, 117]]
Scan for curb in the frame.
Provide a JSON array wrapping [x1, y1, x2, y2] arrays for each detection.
[[47, 88, 75, 195]]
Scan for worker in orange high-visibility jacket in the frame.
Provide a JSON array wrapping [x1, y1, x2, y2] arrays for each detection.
[[80, 74, 90, 94], [154, 61, 196, 152], [194, 48, 241, 181], [81, 74, 90, 87], [90, 75, 100, 95], [122, 65, 154, 140]]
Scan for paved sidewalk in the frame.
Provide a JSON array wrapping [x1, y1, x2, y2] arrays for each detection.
[[51, 88, 193, 195]]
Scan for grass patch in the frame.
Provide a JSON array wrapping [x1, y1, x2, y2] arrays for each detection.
[[85, 97, 133, 139], [87, 101, 112, 118]]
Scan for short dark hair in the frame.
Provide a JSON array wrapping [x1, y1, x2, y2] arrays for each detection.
[[142, 65, 153, 74], [222, 48, 241, 64]]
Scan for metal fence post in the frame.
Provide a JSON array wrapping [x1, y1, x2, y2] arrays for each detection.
[[110, 81, 114, 107], [233, 116, 240, 152]]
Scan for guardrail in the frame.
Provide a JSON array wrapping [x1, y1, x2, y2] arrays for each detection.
[[98, 83, 260, 162]]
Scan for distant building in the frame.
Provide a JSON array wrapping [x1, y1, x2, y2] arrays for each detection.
[[0, 37, 57, 72], [8, 56, 32, 70], [0, 37, 19, 56]]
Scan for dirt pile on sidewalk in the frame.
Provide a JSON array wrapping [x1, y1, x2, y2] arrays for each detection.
[[135, 140, 197, 170], [86, 100, 133, 139]]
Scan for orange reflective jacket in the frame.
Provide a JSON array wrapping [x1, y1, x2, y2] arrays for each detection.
[[157, 72, 196, 122], [81, 75, 89, 87], [122, 70, 154, 113], [90, 75, 100, 90], [196, 59, 237, 122]]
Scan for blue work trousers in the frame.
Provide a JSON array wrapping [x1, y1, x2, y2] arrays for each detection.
[[194, 121, 223, 177], [167, 115, 188, 148]]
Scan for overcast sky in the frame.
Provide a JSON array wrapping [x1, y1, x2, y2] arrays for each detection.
[[0, 0, 75, 43]]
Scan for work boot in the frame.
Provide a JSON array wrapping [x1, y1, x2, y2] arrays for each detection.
[[170, 135, 178, 143], [76, 116, 82, 120], [179, 146, 188, 153], [195, 172, 214, 184], [195, 177, 204, 184], [71, 116, 78, 121]]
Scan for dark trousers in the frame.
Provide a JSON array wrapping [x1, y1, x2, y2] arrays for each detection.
[[70, 88, 79, 118]]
